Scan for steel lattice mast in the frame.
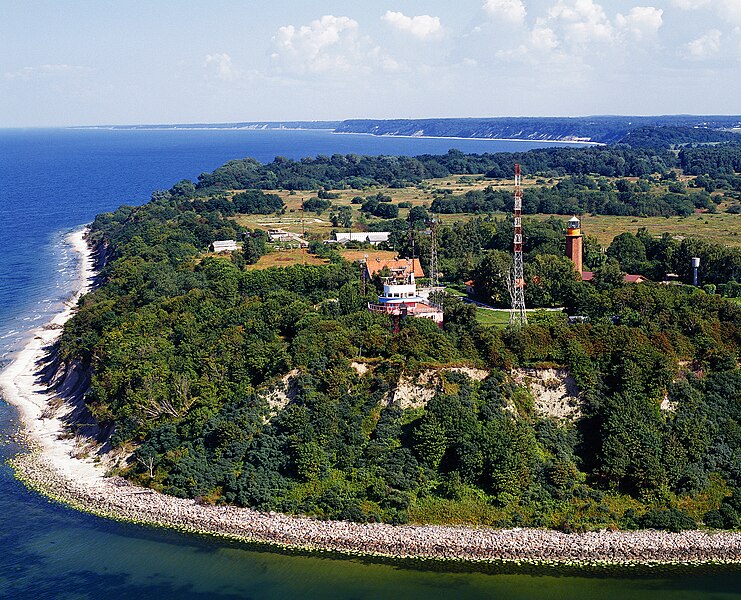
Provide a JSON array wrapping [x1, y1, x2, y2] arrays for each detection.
[[428, 214, 439, 288], [510, 163, 527, 326]]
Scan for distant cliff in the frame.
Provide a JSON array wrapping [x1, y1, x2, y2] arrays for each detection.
[[335, 116, 741, 145]]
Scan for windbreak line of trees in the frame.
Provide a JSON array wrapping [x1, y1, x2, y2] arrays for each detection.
[[431, 175, 715, 217], [56, 147, 741, 531], [619, 127, 741, 148], [193, 147, 679, 192]]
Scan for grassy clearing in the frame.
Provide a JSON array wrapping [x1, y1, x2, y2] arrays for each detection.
[[444, 286, 467, 297], [525, 212, 741, 248], [245, 247, 399, 271], [227, 173, 741, 248], [476, 308, 511, 328], [245, 248, 327, 270]]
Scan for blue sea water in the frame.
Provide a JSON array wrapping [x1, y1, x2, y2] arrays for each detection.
[[0, 128, 738, 599]]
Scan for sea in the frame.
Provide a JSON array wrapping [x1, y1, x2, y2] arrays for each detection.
[[0, 128, 738, 599]]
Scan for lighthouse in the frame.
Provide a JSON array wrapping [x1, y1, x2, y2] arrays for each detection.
[[565, 216, 583, 274]]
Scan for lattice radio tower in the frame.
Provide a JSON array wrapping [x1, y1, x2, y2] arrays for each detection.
[[428, 214, 439, 288], [510, 164, 527, 326]]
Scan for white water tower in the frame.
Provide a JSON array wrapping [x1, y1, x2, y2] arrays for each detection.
[[692, 257, 701, 286]]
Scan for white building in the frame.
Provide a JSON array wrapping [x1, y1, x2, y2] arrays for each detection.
[[268, 229, 293, 243], [334, 232, 390, 245], [210, 240, 238, 253]]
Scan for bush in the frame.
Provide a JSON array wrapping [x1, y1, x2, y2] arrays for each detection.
[[703, 509, 725, 529], [639, 508, 696, 532]]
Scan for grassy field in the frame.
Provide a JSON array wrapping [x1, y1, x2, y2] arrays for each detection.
[[230, 174, 523, 237], [245, 247, 326, 270], [228, 173, 741, 249], [476, 308, 511, 328], [525, 212, 741, 248], [245, 247, 398, 271]]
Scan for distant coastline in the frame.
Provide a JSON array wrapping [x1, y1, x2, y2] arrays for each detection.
[[330, 130, 603, 146], [72, 125, 602, 145], [1, 229, 740, 570], [69, 115, 741, 146]]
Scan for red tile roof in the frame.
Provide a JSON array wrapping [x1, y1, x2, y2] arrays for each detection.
[[581, 271, 647, 283], [623, 274, 648, 283], [365, 257, 425, 278]]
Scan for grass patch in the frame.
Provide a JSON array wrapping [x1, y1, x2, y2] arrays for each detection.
[[526, 212, 741, 248], [246, 248, 327, 270], [224, 174, 740, 248], [476, 308, 511, 328]]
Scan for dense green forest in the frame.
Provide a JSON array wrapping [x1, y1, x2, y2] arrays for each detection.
[[430, 175, 715, 217], [194, 146, 678, 192], [619, 126, 741, 149], [59, 143, 741, 532]]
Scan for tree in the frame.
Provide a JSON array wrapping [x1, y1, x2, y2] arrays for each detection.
[[408, 206, 429, 228], [243, 231, 267, 265], [594, 257, 624, 290], [169, 179, 196, 200], [233, 190, 284, 214], [607, 232, 647, 274], [525, 254, 581, 307], [473, 250, 512, 306]]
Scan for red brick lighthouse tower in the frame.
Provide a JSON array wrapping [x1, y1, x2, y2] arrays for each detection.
[[565, 216, 583, 274]]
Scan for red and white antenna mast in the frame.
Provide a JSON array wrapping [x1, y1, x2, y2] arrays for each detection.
[[510, 163, 527, 326]]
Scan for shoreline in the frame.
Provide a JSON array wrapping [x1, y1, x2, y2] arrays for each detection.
[[70, 126, 602, 145], [330, 130, 603, 145], [1, 230, 740, 571]]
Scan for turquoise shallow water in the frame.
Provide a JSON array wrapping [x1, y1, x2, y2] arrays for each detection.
[[0, 128, 738, 599]]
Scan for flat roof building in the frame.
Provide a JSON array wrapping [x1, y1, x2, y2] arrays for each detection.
[[210, 240, 238, 253], [334, 232, 390, 245]]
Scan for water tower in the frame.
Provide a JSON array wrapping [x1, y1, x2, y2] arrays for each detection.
[[565, 216, 583, 274], [692, 257, 701, 286]]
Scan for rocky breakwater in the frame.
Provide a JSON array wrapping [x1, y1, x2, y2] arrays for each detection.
[[12, 451, 741, 568]]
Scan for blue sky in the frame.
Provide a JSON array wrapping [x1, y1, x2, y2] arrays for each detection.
[[2, 0, 740, 126]]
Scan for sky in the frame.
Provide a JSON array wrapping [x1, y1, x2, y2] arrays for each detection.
[[2, 0, 741, 126]]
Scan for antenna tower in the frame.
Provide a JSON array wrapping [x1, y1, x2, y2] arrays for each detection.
[[510, 164, 527, 326], [429, 215, 439, 288]]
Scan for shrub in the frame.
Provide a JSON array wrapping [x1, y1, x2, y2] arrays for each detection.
[[639, 508, 696, 532]]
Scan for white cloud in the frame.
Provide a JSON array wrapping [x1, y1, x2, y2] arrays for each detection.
[[720, 1, 741, 23], [204, 53, 237, 81], [530, 23, 559, 51], [483, 0, 527, 26], [381, 11, 443, 39], [270, 15, 400, 77], [670, 0, 741, 23], [615, 7, 663, 41], [686, 29, 722, 58], [4, 64, 92, 80], [670, 0, 710, 8], [547, 0, 614, 44], [271, 15, 366, 75]]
